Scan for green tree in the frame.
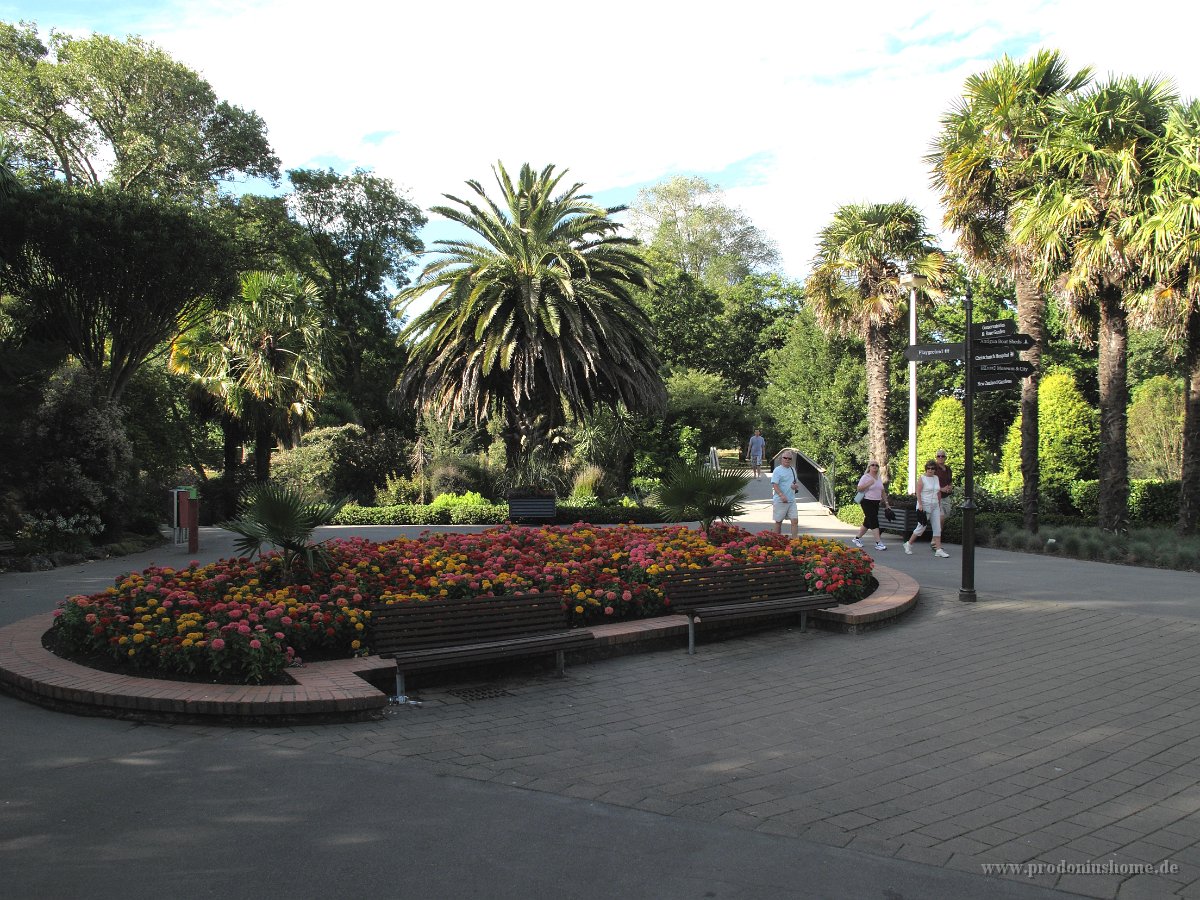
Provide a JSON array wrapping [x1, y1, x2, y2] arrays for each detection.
[[998, 371, 1099, 501], [0, 183, 237, 400], [628, 175, 779, 289], [171, 271, 330, 482], [805, 201, 946, 484], [1127, 376, 1184, 480], [397, 162, 666, 469], [1013, 75, 1177, 531], [889, 397, 983, 497], [930, 50, 1091, 532], [763, 307, 866, 498], [286, 167, 425, 423], [0, 22, 278, 199], [1130, 99, 1200, 532]]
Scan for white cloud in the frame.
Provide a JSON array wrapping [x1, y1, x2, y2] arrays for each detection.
[[16, 0, 1200, 280]]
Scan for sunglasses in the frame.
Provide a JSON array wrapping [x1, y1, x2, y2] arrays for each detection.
[[782, 456, 792, 461]]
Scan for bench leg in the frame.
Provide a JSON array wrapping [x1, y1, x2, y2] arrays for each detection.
[[687, 616, 696, 655], [555, 649, 565, 678], [800, 611, 807, 633], [390, 668, 421, 706]]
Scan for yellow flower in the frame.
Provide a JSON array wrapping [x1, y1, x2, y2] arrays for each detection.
[[133, 633, 145, 643], [574, 605, 584, 614]]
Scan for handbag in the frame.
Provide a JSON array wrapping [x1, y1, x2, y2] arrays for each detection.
[[853, 490, 865, 504], [915, 509, 928, 526], [883, 506, 896, 522]]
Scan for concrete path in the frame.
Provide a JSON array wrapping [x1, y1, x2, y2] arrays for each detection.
[[2, 495, 1200, 899]]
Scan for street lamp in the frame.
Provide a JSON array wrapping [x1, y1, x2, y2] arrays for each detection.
[[899, 273, 927, 495]]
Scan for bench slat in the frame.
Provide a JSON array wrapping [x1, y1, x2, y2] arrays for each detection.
[[370, 592, 592, 699], [662, 562, 840, 654]]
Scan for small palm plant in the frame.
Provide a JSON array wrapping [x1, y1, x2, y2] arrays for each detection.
[[220, 483, 348, 578], [654, 463, 751, 532]]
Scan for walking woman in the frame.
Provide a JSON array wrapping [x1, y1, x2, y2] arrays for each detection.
[[850, 462, 890, 551], [904, 460, 950, 557]]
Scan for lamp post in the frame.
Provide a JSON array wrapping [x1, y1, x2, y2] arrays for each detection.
[[899, 273, 927, 495]]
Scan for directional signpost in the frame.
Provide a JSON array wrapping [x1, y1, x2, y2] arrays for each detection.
[[972, 319, 1015, 340], [905, 309, 1039, 603], [903, 342, 964, 363], [977, 332, 1036, 350]]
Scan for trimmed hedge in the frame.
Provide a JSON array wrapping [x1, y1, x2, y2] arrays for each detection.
[[1069, 479, 1180, 525], [332, 502, 669, 527]]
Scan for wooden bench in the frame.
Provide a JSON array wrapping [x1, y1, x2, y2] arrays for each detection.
[[507, 496, 556, 523], [662, 562, 841, 654], [370, 592, 593, 703]]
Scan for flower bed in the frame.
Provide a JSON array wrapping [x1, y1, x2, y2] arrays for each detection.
[[52, 522, 874, 684]]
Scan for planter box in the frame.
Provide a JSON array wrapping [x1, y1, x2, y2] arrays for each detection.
[[879, 507, 921, 537]]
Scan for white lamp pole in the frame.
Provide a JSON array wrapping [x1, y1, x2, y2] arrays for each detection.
[[899, 273, 927, 495]]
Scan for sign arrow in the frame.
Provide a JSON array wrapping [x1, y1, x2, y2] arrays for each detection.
[[972, 319, 1016, 340], [971, 347, 1019, 365], [976, 332, 1035, 350], [904, 342, 964, 362], [977, 361, 1035, 378], [971, 374, 1022, 392]]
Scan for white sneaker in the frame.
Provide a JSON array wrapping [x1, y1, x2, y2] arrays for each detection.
[[903, 543, 912, 555], [934, 548, 950, 558], [874, 542, 887, 551], [850, 537, 863, 548]]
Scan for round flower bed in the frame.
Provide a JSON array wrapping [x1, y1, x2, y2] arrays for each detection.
[[51, 523, 874, 684]]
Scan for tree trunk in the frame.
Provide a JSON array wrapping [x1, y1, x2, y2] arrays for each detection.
[[1096, 285, 1129, 532], [222, 418, 243, 477], [1014, 264, 1043, 533], [254, 419, 273, 483], [864, 320, 891, 484], [1178, 308, 1200, 535]]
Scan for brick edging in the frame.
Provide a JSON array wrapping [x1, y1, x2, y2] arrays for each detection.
[[0, 565, 916, 723]]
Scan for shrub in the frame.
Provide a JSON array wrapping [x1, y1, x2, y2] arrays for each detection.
[[1129, 480, 1179, 525], [998, 371, 1098, 499], [18, 362, 135, 537], [272, 425, 408, 505]]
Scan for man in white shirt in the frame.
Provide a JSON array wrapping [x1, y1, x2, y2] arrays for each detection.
[[770, 451, 800, 538]]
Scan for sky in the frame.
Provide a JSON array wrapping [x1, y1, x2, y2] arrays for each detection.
[[6, 0, 1200, 282]]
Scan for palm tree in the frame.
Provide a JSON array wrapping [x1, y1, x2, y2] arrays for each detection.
[[1130, 99, 1200, 534], [929, 51, 1091, 532], [396, 162, 666, 471], [805, 202, 945, 483], [171, 271, 329, 482], [1013, 76, 1177, 532]]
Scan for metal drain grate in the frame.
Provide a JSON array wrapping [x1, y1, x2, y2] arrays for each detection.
[[446, 686, 513, 702]]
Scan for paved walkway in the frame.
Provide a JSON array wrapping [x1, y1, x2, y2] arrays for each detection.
[[2, 494, 1199, 898]]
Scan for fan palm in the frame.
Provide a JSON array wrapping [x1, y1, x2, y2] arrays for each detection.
[[929, 51, 1091, 531], [1129, 99, 1200, 533], [396, 162, 666, 472], [1012, 76, 1177, 532], [805, 202, 945, 482], [220, 482, 347, 578], [654, 463, 750, 532], [171, 270, 329, 482]]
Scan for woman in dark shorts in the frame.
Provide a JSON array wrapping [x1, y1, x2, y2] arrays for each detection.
[[850, 462, 891, 551]]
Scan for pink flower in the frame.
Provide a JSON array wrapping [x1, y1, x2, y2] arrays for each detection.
[[249, 639, 261, 649], [211, 638, 226, 651]]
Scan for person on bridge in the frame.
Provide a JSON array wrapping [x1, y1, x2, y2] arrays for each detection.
[[747, 429, 767, 478], [770, 451, 801, 538], [851, 462, 891, 552]]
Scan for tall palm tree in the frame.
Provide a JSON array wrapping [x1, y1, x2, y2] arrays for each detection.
[[171, 271, 329, 482], [396, 162, 666, 471], [1013, 75, 1178, 532], [805, 202, 945, 482], [1130, 99, 1200, 534], [929, 51, 1091, 532]]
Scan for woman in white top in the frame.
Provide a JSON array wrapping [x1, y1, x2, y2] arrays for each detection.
[[904, 460, 950, 557], [850, 462, 890, 551]]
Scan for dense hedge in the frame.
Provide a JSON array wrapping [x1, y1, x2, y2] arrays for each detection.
[[1069, 479, 1180, 525], [332, 502, 670, 527]]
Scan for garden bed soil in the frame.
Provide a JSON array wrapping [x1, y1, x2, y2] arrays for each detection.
[[41, 628, 298, 687]]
